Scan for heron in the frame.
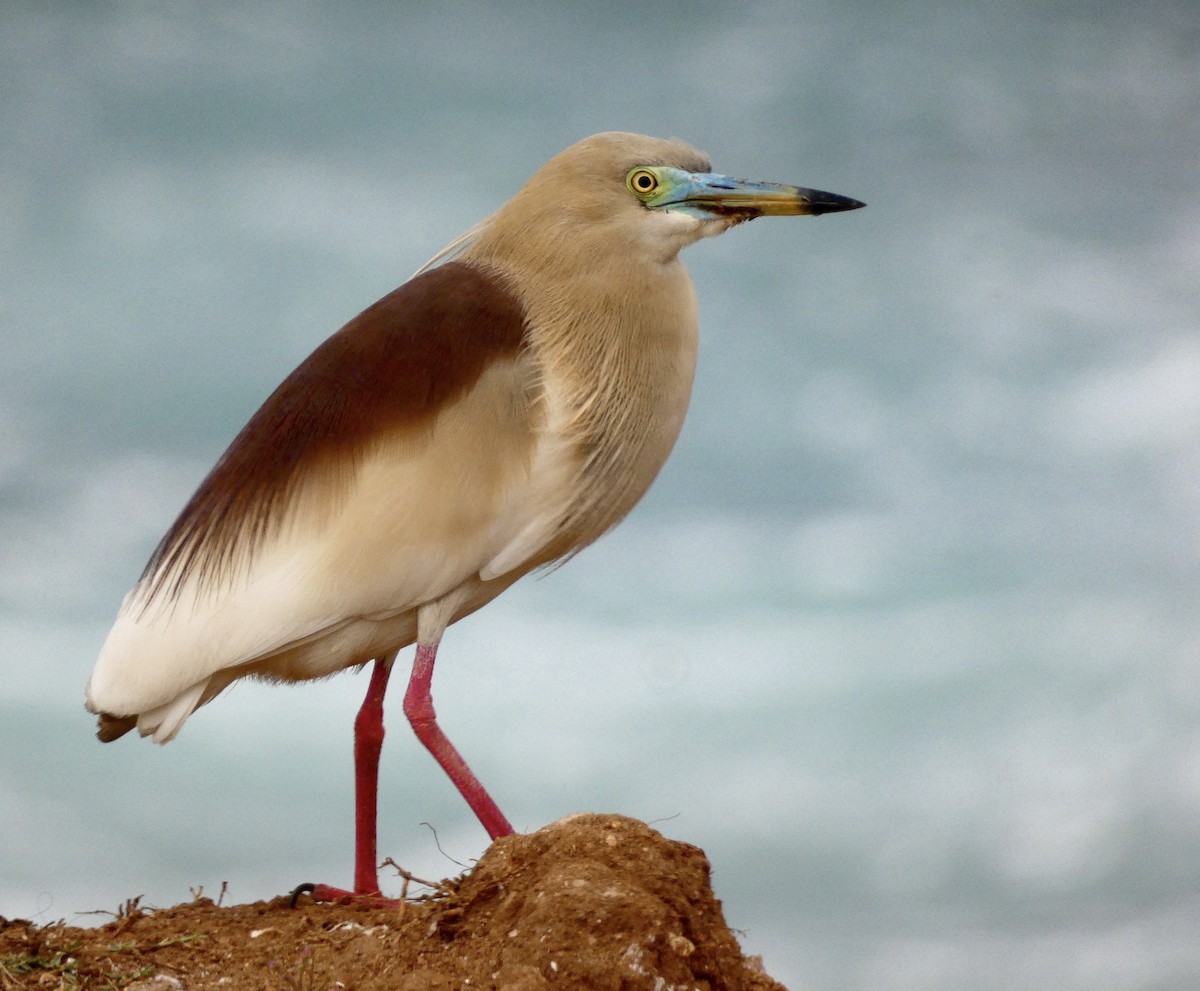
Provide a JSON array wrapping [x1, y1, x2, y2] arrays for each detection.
[[86, 131, 864, 899]]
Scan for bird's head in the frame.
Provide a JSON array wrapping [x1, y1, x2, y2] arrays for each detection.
[[452, 132, 864, 278]]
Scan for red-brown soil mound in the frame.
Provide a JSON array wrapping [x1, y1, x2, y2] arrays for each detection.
[[1, 813, 787, 990]]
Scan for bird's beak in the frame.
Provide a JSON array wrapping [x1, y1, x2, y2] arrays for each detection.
[[649, 168, 865, 220]]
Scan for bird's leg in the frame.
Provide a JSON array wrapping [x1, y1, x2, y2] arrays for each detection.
[[351, 655, 394, 894], [296, 642, 512, 906], [403, 640, 515, 839], [302, 654, 395, 903]]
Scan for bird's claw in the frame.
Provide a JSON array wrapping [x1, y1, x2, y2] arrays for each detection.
[[289, 882, 394, 907], [288, 882, 316, 908]]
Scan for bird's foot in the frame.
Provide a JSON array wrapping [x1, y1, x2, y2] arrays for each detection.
[[289, 882, 399, 908]]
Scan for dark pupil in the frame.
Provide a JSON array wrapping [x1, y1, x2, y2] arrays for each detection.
[[638, 174, 652, 189]]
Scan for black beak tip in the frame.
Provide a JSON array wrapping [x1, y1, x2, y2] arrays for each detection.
[[811, 193, 866, 215]]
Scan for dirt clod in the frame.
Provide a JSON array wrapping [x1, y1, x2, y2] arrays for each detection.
[[0, 813, 787, 990]]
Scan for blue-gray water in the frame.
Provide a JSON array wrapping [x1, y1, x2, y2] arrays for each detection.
[[2, 3, 1198, 989]]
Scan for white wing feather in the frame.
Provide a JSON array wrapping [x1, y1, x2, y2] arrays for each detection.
[[87, 360, 576, 733]]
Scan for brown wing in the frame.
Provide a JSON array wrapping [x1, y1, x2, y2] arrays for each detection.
[[140, 261, 527, 606]]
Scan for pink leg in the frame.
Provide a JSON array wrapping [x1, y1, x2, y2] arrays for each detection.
[[305, 656, 393, 901], [351, 657, 393, 894], [403, 640, 514, 839]]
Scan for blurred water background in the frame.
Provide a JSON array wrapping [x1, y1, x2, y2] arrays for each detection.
[[2, 3, 1198, 989]]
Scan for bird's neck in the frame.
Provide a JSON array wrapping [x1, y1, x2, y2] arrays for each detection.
[[548, 260, 698, 545], [470, 244, 699, 554]]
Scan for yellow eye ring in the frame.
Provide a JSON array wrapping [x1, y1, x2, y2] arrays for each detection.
[[627, 168, 659, 196]]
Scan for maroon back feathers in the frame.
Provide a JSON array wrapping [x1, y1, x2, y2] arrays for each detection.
[[140, 262, 527, 604]]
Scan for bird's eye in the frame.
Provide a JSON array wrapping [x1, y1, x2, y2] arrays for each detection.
[[627, 168, 659, 196]]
